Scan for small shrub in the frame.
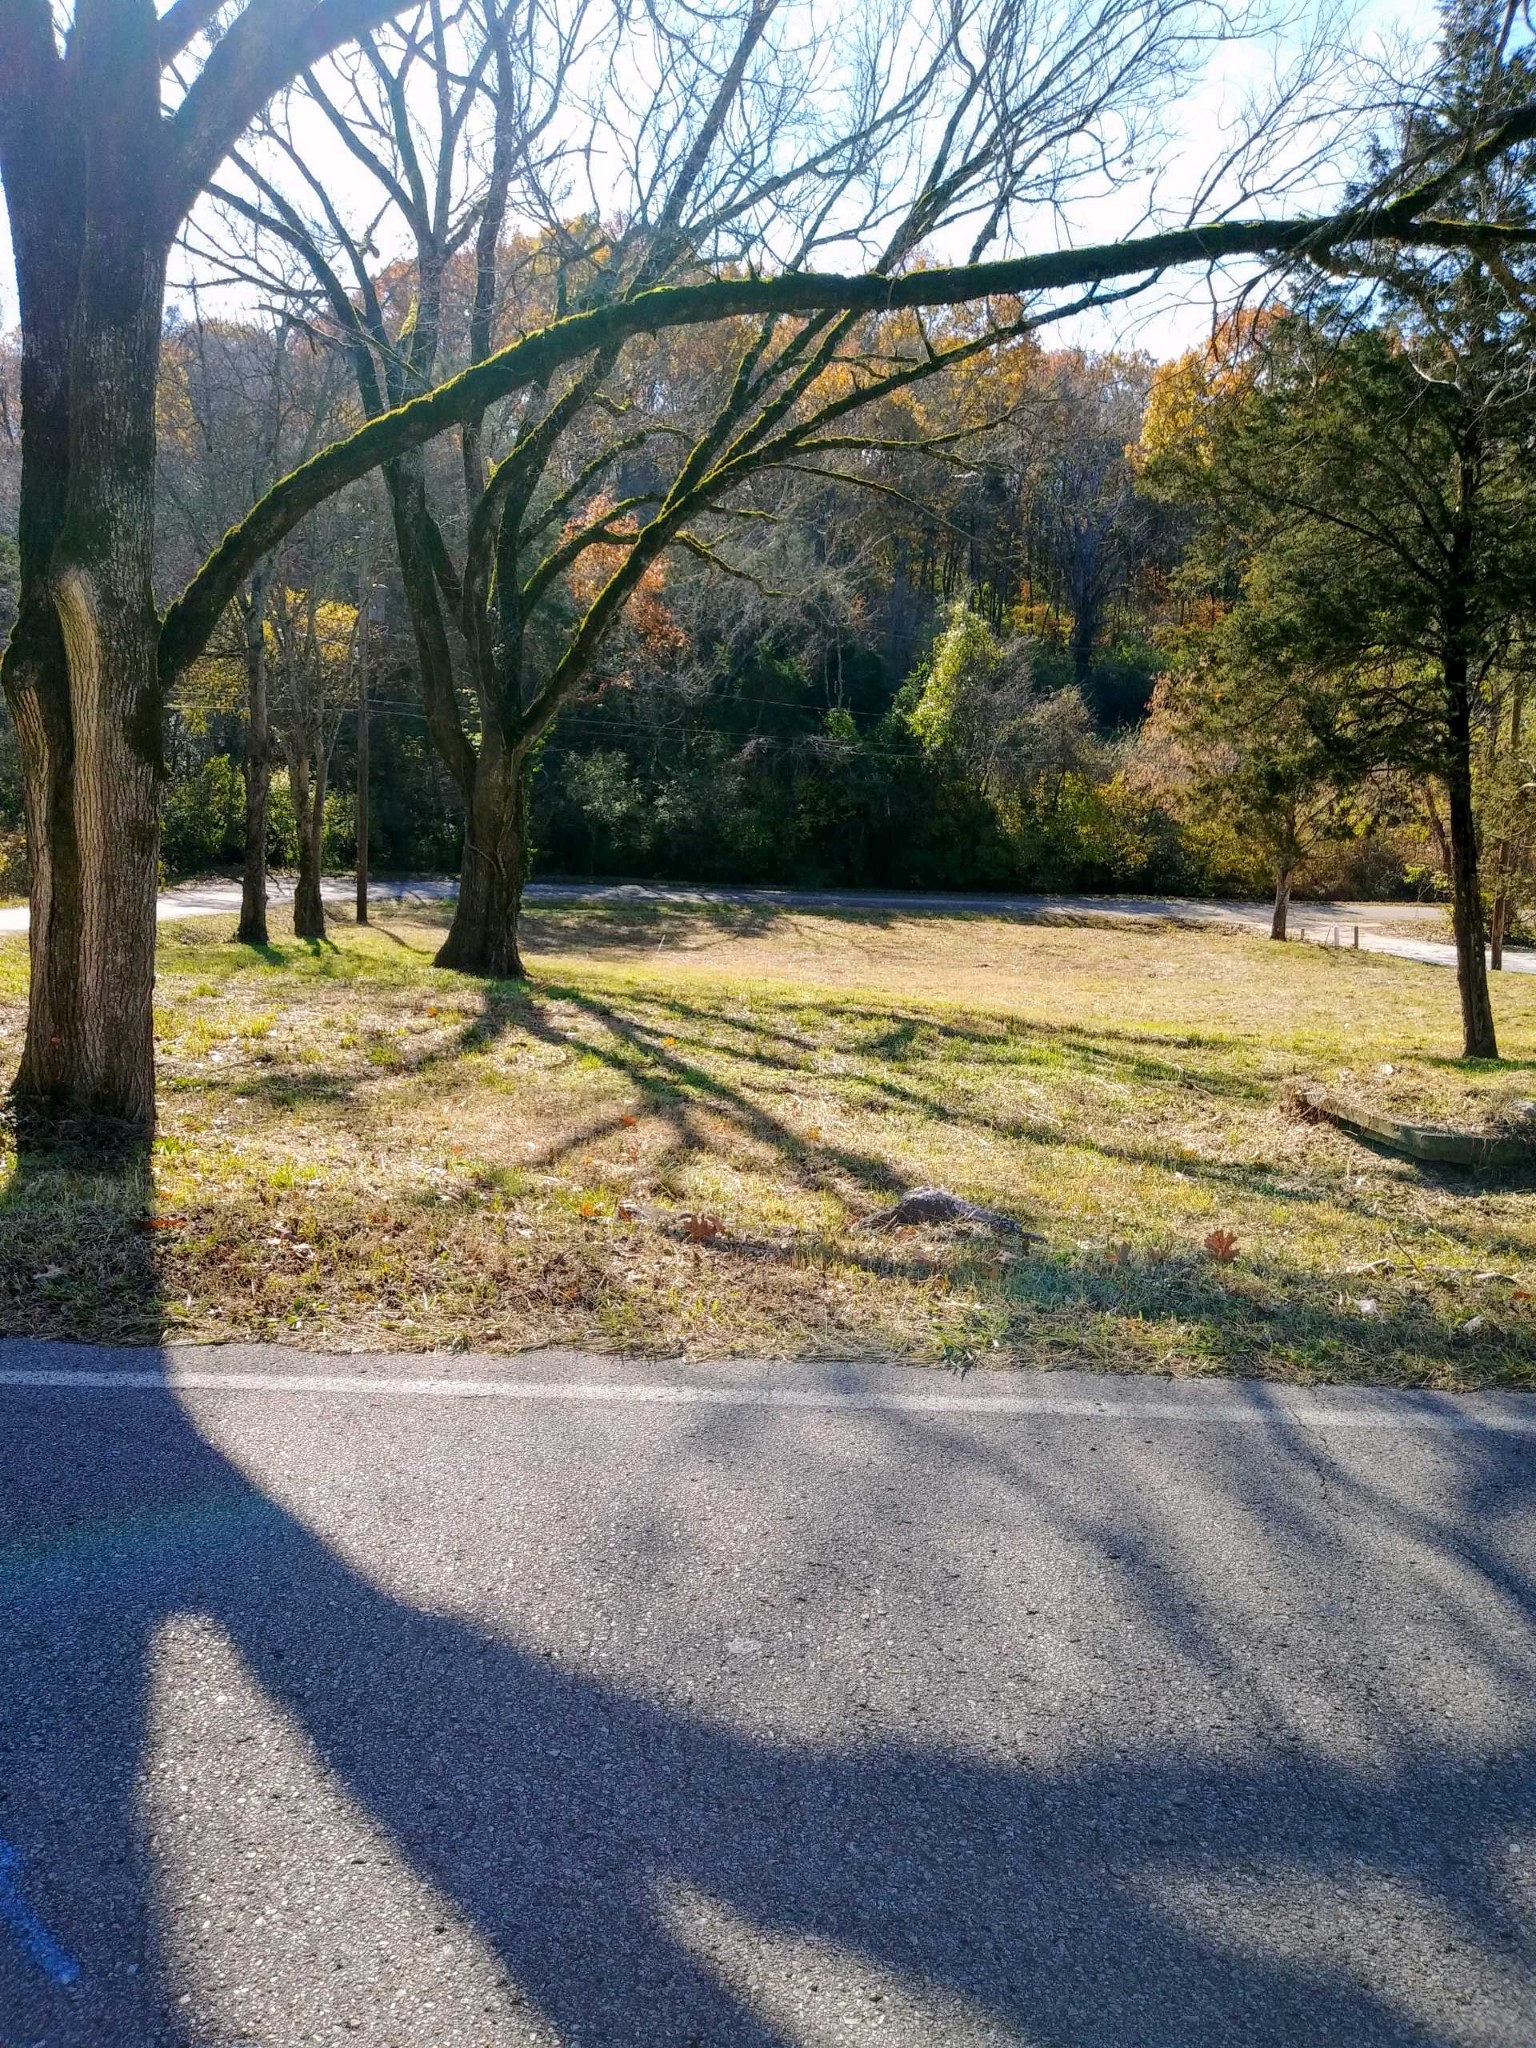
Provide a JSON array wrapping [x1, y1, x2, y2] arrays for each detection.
[[161, 755, 244, 876], [0, 826, 28, 899]]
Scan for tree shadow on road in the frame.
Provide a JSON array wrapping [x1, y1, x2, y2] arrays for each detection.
[[2, 1358, 1535, 2045]]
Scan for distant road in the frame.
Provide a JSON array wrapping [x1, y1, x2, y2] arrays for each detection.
[[0, 876, 457, 936], [516, 880, 1534, 975], [1, 876, 1530, 974]]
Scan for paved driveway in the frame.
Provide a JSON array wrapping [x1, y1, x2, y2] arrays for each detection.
[[3, 1343, 1534, 2045]]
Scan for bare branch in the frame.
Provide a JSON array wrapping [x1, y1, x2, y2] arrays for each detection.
[[167, 0, 413, 226]]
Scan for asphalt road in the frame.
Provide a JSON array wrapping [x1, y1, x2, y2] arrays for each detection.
[[1, 878, 1529, 976], [3, 1342, 1535, 2046]]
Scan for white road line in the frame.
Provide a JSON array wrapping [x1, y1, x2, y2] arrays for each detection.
[[2, 1366, 1534, 1433]]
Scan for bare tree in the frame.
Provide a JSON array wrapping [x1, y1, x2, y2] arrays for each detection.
[[1016, 354, 1164, 689], [202, 0, 1528, 975], [266, 567, 363, 937], [159, 311, 356, 940]]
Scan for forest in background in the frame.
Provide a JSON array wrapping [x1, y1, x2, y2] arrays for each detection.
[[0, 313, 1466, 908]]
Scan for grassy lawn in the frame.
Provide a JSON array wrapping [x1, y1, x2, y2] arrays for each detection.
[[0, 895, 1533, 1387]]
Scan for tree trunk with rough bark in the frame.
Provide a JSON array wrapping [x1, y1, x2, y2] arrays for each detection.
[[436, 746, 530, 978], [1444, 668, 1497, 1059], [1, 29, 168, 1135], [1270, 866, 1293, 941], [237, 570, 270, 945], [0, 0, 421, 1134], [287, 751, 328, 940], [376, 452, 530, 979]]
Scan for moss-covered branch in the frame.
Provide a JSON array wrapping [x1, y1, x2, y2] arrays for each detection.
[[157, 135, 1536, 684]]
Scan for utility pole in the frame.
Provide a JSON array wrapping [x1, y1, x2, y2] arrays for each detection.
[[237, 566, 270, 946], [355, 672, 370, 924], [356, 597, 371, 925]]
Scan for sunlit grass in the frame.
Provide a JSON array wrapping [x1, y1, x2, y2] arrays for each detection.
[[0, 896, 1531, 1385]]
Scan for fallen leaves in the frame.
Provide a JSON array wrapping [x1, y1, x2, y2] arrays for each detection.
[[133, 1216, 189, 1233], [685, 1214, 726, 1243], [1203, 1229, 1239, 1264]]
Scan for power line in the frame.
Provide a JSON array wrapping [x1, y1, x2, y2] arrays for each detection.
[[348, 702, 927, 759]]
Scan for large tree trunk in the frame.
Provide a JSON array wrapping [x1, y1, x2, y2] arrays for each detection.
[[237, 569, 270, 946], [379, 457, 530, 979], [2, 77, 168, 1135], [1270, 866, 1293, 941], [436, 747, 530, 977], [1444, 670, 1497, 1060]]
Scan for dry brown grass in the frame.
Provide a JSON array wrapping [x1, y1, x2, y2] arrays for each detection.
[[0, 893, 1532, 1386]]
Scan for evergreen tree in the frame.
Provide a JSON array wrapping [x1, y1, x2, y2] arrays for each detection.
[[1144, 4, 1536, 1055]]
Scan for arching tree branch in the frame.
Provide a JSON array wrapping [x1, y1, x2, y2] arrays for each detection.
[[158, 173, 1536, 684]]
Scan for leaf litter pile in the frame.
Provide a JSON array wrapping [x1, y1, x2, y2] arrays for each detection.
[[0, 897, 1532, 1389]]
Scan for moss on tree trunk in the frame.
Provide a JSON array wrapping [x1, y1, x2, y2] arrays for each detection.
[[2, 59, 167, 1134], [436, 749, 530, 978]]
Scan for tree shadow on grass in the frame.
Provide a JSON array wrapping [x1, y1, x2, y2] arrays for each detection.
[[520, 893, 793, 955], [124, 970, 1535, 1377], [508, 987, 1532, 1263], [0, 1134, 164, 1345], [230, 1070, 362, 1110], [991, 1242, 1536, 1388], [516, 988, 905, 1205], [2, 1352, 1535, 2044], [225, 937, 288, 967], [514, 982, 1246, 1163], [1308, 1126, 1536, 1199]]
